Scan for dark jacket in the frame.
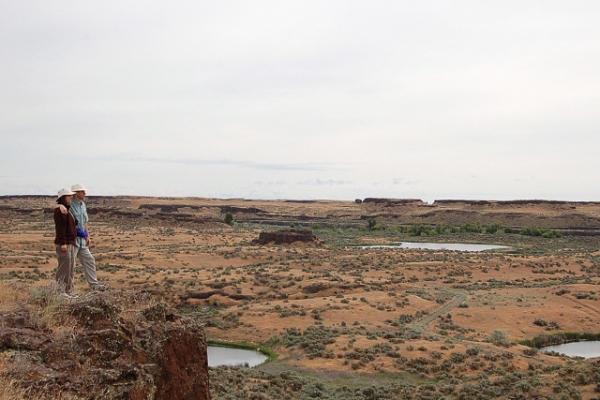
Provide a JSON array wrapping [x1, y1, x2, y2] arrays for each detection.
[[54, 207, 76, 246]]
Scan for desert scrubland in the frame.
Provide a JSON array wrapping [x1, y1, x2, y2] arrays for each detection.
[[1, 196, 600, 399]]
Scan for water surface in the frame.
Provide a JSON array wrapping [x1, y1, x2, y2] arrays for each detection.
[[364, 242, 510, 252], [541, 341, 600, 359], [207, 346, 268, 367]]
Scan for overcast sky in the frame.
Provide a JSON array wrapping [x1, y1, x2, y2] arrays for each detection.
[[1, 1, 599, 202]]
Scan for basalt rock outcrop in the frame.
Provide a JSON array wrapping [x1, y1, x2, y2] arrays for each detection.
[[3, 195, 600, 235], [0, 291, 210, 400], [254, 229, 322, 246]]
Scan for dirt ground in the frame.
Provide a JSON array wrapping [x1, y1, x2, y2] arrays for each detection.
[[1, 196, 600, 398]]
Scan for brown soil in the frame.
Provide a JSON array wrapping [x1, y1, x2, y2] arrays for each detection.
[[1, 196, 600, 399]]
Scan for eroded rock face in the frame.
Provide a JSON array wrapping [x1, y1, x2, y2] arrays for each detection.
[[0, 292, 210, 400], [254, 229, 321, 245]]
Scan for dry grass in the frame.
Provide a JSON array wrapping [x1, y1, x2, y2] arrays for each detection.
[[0, 281, 25, 310], [0, 372, 23, 400], [0, 355, 76, 400], [27, 283, 78, 330]]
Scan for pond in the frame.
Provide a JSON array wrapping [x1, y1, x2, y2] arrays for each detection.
[[363, 242, 510, 252], [207, 346, 268, 367], [541, 341, 600, 359]]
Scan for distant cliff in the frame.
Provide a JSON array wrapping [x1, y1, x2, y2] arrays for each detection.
[[2, 195, 599, 235]]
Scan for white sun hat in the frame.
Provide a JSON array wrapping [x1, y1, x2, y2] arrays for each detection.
[[57, 188, 76, 199], [71, 183, 87, 192]]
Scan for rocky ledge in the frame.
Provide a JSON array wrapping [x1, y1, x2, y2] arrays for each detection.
[[0, 290, 210, 400], [253, 229, 322, 245]]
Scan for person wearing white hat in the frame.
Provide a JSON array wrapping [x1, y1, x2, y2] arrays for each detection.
[[69, 183, 108, 291], [53, 188, 78, 298]]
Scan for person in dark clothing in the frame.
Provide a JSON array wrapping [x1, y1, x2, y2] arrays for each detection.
[[53, 183, 109, 291], [53, 188, 78, 298]]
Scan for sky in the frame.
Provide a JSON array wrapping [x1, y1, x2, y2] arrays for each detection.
[[1, 1, 599, 202]]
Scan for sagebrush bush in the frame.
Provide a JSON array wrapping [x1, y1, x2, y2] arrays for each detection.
[[486, 329, 511, 347]]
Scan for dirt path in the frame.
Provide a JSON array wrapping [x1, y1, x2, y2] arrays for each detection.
[[412, 291, 467, 330]]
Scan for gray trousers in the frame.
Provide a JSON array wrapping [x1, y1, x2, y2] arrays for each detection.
[[55, 244, 76, 294], [74, 246, 99, 286]]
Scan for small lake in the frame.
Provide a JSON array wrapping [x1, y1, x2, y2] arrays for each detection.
[[207, 346, 268, 368], [363, 242, 510, 252], [541, 341, 600, 359]]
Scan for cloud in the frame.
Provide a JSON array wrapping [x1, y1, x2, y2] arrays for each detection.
[[96, 153, 343, 172], [1, 1, 599, 201], [393, 178, 421, 186], [296, 179, 352, 186]]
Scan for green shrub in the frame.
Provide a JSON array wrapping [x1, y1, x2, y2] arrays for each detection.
[[409, 223, 435, 236], [520, 331, 600, 348], [520, 226, 562, 238], [435, 223, 457, 234], [460, 222, 483, 233], [368, 218, 383, 230], [485, 223, 503, 234]]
